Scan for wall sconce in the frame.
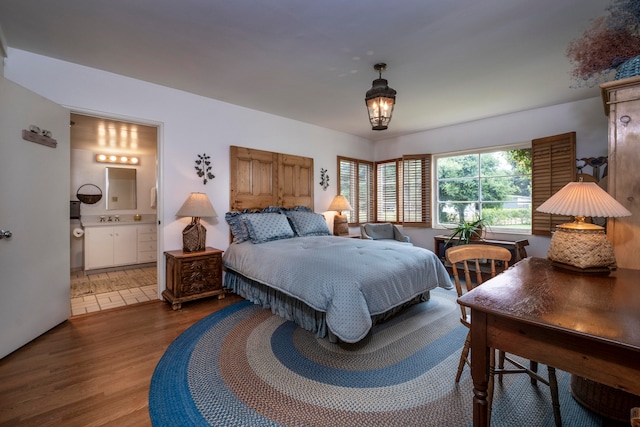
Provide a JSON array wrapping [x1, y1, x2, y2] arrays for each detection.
[[365, 63, 397, 131], [328, 195, 353, 236], [176, 192, 217, 252], [96, 153, 140, 165], [536, 179, 631, 273]]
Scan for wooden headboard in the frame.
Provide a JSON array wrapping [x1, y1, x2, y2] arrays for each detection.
[[229, 146, 314, 211]]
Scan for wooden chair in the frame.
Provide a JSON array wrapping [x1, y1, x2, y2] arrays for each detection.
[[446, 244, 561, 426]]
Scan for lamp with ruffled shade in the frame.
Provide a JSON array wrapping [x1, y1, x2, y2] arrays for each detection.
[[536, 180, 631, 273]]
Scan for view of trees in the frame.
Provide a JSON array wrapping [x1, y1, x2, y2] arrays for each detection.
[[437, 148, 532, 229]]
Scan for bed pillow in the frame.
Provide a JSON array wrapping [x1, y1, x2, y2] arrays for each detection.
[[285, 211, 331, 237], [225, 206, 284, 242], [242, 212, 295, 243], [225, 209, 251, 243], [285, 205, 313, 212], [260, 206, 285, 213]]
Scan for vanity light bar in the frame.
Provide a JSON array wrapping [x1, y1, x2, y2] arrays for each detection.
[[95, 154, 140, 165]]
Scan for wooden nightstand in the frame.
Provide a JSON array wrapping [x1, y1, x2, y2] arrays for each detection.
[[163, 247, 224, 310]]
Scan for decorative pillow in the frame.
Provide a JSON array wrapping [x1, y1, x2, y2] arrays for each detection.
[[285, 205, 313, 212], [260, 206, 285, 213], [364, 223, 394, 240], [225, 206, 284, 242], [285, 211, 331, 237], [242, 212, 295, 244], [225, 209, 251, 243]]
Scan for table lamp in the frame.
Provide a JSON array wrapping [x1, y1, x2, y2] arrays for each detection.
[[176, 192, 217, 252], [536, 179, 631, 273], [328, 195, 353, 236]]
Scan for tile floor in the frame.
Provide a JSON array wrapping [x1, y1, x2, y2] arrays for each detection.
[[70, 267, 159, 316]]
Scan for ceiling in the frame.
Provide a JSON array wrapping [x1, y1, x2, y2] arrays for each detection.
[[70, 113, 158, 155], [0, 0, 609, 141]]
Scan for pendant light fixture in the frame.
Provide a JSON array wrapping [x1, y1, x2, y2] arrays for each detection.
[[365, 63, 397, 131]]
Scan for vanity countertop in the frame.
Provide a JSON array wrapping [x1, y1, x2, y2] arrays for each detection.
[[81, 215, 157, 227]]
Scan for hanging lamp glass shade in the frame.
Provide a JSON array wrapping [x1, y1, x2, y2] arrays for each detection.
[[365, 63, 396, 131]]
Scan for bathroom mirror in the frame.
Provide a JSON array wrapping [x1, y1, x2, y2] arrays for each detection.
[[106, 167, 137, 210]]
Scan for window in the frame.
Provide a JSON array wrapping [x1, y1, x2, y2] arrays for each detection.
[[338, 155, 430, 226], [435, 146, 532, 233], [339, 134, 572, 233], [376, 155, 432, 226], [337, 157, 373, 224]]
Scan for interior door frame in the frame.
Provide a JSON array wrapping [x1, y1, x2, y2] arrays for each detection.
[[70, 108, 164, 296]]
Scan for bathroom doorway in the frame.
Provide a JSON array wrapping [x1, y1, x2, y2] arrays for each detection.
[[69, 113, 159, 315]]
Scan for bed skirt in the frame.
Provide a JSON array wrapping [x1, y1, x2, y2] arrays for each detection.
[[223, 268, 430, 342]]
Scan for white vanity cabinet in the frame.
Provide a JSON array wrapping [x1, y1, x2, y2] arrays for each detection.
[[84, 224, 139, 271], [137, 224, 158, 263]]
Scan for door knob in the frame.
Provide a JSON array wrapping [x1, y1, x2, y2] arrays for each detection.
[[0, 230, 12, 239]]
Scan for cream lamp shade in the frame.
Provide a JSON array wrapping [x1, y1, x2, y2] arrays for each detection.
[[536, 180, 631, 272], [328, 195, 353, 236], [176, 192, 217, 252]]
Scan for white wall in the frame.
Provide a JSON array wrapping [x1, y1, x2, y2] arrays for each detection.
[[4, 48, 372, 292], [4, 48, 611, 269], [372, 97, 609, 257]]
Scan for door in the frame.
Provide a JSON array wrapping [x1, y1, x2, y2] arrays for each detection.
[[0, 76, 70, 359]]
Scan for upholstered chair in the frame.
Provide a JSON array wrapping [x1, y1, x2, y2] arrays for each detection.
[[360, 223, 411, 244]]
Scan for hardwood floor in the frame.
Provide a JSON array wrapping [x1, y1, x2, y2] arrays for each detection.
[[0, 294, 243, 427]]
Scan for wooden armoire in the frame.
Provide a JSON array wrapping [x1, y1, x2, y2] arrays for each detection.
[[601, 76, 640, 270]]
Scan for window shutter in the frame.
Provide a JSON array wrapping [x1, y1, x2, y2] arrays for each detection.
[[357, 161, 374, 223], [402, 154, 431, 227], [337, 157, 373, 225], [376, 159, 400, 222], [531, 132, 576, 235]]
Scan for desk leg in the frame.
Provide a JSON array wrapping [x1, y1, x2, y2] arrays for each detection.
[[470, 309, 490, 427]]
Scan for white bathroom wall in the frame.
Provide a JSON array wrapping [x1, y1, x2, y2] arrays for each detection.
[[69, 147, 158, 270], [71, 148, 158, 217]]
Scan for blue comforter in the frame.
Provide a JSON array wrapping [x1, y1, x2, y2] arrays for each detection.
[[222, 236, 452, 343]]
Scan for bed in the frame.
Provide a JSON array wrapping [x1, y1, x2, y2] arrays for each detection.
[[225, 146, 451, 343]]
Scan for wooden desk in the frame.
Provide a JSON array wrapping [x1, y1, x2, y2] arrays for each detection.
[[457, 257, 640, 427]]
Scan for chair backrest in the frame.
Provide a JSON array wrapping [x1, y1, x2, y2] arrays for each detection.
[[362, 223, 394, 240], [445, 244, 512, 325]]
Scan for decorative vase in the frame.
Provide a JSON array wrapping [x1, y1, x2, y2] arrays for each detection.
[[615, 55, 640, 80]]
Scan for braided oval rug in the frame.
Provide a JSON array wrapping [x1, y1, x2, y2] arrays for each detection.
[[149, 289, 602, 426]]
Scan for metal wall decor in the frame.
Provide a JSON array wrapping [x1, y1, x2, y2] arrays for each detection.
[[319, 168, 330, 190], [195, 153, 215, 184]]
